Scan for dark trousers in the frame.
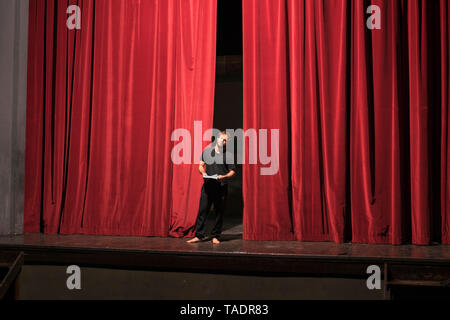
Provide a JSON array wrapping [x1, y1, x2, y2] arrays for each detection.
[[194, 181, 228, 239]]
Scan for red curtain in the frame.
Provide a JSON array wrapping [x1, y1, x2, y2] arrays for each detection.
[[243, 0, 450, 244], [24, 0, 217, 236]]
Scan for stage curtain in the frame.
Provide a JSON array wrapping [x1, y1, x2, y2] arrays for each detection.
[[243, 0, 450, 244], [24, 0, 216, 236]]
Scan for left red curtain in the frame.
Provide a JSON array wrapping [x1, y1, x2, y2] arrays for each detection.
[[24, 0, 217, 236]]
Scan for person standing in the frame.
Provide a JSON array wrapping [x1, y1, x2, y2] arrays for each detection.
[[187, 131, 236, 244]]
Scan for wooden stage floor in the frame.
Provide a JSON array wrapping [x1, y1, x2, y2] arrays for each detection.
[[1, 231, 450, 299], [0, 232, 449, 276], [0, 232, 449, 263]]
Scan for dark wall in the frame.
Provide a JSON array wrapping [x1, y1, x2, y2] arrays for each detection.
[[212, 81, 243, 225], [16, 265, 383, 300], [214, 1, 244, 226], [217, 0, 242, 56], [213, 81, 243, 132]]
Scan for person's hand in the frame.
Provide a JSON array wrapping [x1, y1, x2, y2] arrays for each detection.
[[202, 173, 208, 177], [217, 175, 225, 180]]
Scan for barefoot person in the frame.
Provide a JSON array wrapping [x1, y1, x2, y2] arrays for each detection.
[[187, 131, 236, 244]]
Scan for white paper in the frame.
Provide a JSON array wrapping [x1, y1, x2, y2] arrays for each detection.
[[203, 174, 219, 180]]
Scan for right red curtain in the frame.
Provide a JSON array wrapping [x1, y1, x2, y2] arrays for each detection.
[[242, 0, 450, 244]]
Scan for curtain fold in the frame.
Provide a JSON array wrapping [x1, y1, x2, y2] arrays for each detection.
[[24, 0, 216, 236], [170, 0, 217, 237], [242, 0, 295, 241], [243, 0, 450, 244], [440, 0, 450, 244]]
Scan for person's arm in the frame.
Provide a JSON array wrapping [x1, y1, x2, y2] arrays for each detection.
[[218, 169, 235, 181], [199, 161, 207, 177]]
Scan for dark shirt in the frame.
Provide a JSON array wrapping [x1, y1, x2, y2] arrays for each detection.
[[201, 147, 236, 184]]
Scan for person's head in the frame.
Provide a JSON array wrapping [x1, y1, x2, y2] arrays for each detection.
[[216, 131, 229, 148]]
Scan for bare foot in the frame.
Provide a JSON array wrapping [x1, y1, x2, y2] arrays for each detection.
[[186, 237, 202, 243], [212, 238, 221, 244]]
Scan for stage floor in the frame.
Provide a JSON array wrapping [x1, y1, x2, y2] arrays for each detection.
[[0, 230, 449, 266], [1, 228, 450, 300]]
